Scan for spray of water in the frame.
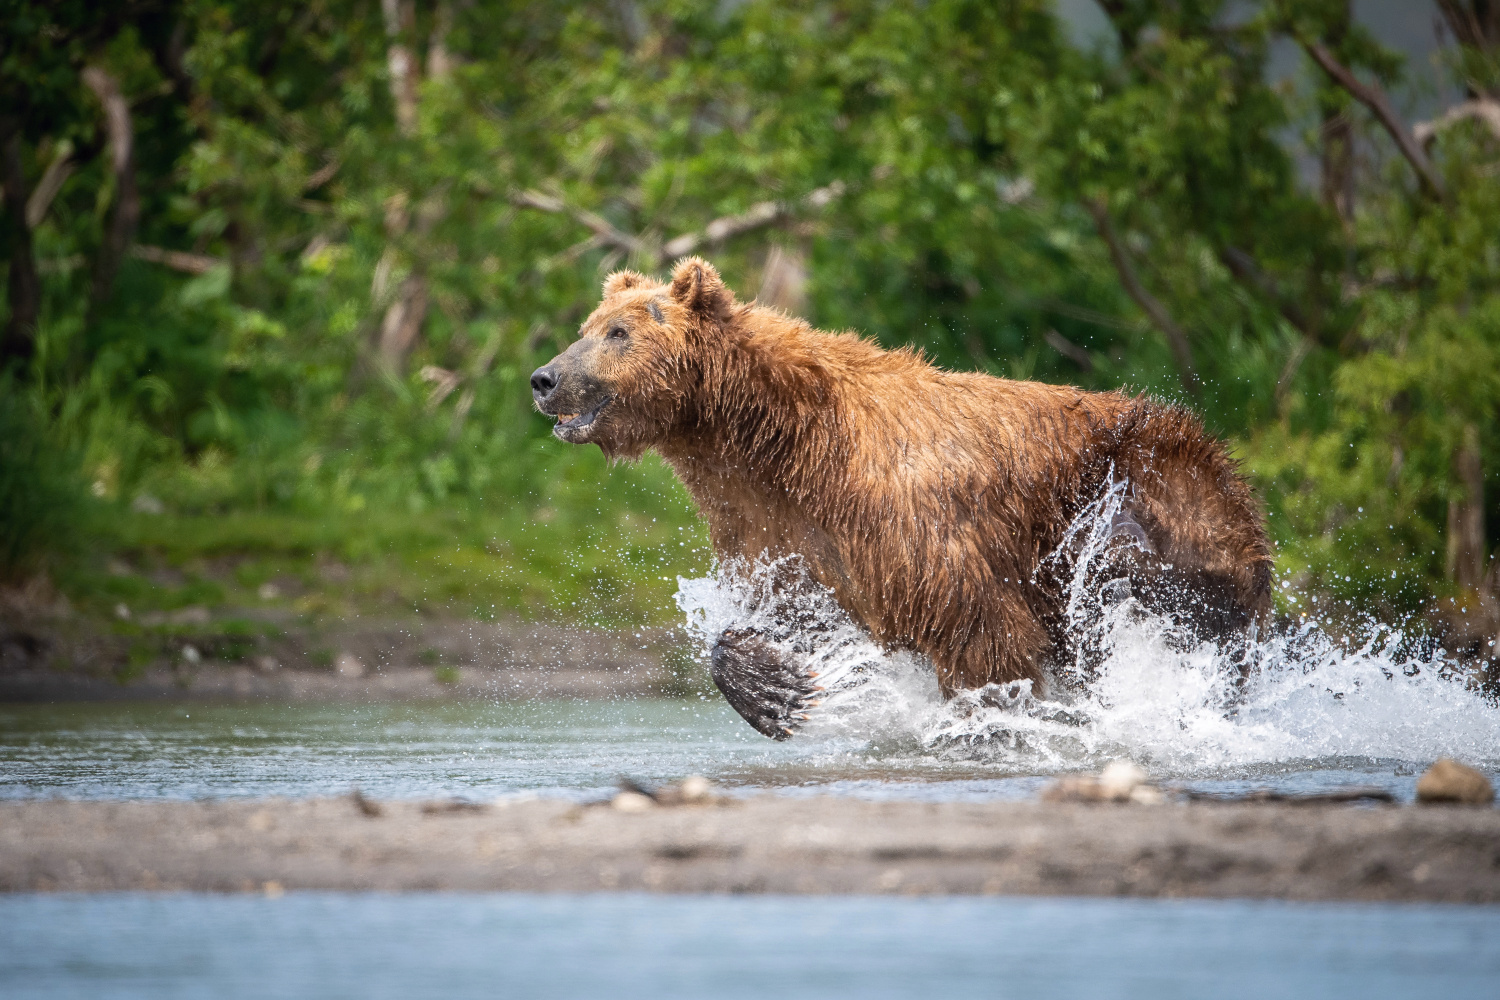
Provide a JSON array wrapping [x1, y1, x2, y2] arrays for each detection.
[[675, 485, 1500, 777]]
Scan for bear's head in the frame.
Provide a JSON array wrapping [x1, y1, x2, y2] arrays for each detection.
[[530, 256, 734, 459]]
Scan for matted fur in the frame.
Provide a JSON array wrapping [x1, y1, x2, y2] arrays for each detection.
[[537, 258, 1273, 694]]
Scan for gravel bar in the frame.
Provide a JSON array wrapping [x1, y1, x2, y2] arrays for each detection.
[[3, 796, 1498, 901]]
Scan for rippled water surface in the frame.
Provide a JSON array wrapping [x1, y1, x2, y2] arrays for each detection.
[[4, 893, 1498, 1000], [1, 692, 1495, 802]]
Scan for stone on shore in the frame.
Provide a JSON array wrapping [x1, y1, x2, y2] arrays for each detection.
[[1415, 759, 1495, 805], [1042, 761, 1163, 804]]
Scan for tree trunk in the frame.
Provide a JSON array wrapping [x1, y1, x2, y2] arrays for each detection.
[[370, 0, 444, 375], [82, 66, 140, 321], [1448, 423, 1486, 589], [1303, 41, 1446, 201], [756, 244, 807, 315], [378, 275, 429, 366], [381, 0, 420, 137], [1320, 111, 1354, 223], [1436, 2, 1500, 56], [1319, 2, 1355, 223], [1, 128, 40, 369], [427, 1, 454, 81]]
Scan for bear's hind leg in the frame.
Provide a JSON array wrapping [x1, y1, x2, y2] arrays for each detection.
[[710, 628, 823, 740]]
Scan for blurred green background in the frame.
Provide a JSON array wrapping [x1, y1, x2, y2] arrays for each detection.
[[2, 0, 1499, 670]]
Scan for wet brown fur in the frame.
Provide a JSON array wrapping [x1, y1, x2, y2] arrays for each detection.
[[539, 258, 1273, 695]]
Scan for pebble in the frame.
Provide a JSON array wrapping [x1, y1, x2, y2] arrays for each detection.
[[611, 791, 655, 813], [1099, 761, 1149, 799], [647, 775, 726, 806], [1042, 761, 1162, 804], [1416, 759, 1495, 805], [678, 775, 713, 803]]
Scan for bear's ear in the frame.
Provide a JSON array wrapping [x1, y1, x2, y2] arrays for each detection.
[[603, 270, 651, 297], [669, 257, 732, 318]]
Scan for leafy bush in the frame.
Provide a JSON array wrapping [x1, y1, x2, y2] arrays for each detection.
[[0, 382, 90, 579]]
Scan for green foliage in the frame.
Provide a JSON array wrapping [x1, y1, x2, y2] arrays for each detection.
[[0, 381, 90, 578], [2, 0, 1499, 624]]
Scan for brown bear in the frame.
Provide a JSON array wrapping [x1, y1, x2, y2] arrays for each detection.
[[532, 257, 1273, 738]]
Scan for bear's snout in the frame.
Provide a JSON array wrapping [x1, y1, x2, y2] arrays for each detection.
[[530, 366, 558, 404]]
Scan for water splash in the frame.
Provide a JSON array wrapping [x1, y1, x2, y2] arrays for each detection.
[[675, 489, 1500, 778]]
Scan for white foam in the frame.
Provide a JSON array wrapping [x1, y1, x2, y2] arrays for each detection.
[[674, 489, 1500, 777]]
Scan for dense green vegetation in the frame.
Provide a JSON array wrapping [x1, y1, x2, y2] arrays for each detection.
[[2, 1, 1499, 647]]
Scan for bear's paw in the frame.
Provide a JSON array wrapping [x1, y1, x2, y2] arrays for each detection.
[[709, 628, 823, 740]]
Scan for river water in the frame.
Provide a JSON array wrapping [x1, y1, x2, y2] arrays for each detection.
[[3, 553, 1500, 801], [1, 694, 1495, 803], [5, 534, 1500, 997], [4, 893, 1499, 1000]]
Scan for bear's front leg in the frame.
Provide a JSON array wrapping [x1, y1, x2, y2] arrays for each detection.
[[710, 628, 822, 740]]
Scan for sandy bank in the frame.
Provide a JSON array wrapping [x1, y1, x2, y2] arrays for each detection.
[[0, 618, 687, 702], [4, 796, 1497, 902], [0, 662, 671, 703]]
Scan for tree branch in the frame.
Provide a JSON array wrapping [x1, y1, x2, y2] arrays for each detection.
[[1302, 40, 1448, 200], [131, 244, 224, 275], [303, 159, 340, 192], [662, 182, 845, 259], [514, 181, 846, 269], [1218, 245, 1312, 336], [1044, 329, 1094, 372], [512, 190, 651, 258], [25, 140, 73, 229], [82, 65, 141, 317], [1414, 99, 1500, 147], [1084, 198, 1198, 396]]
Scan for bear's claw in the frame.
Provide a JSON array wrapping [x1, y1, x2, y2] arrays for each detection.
[[710, 628, 822, 740]]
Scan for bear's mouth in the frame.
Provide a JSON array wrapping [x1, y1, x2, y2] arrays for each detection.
[[552, 397, 612, 442]]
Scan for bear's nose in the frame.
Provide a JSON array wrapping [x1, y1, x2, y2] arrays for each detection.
[[530, 366, 557, 398]]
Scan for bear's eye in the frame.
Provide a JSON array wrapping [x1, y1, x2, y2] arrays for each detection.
[[606, 326, 628, 341]]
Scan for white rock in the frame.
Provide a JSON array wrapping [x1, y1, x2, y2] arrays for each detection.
[[181, 644, 202, 665], [678, 775, 714, 803], [611, 791, 654, 813], [1416, 758, 1495, 805], [1099, 760, 1148, 800]]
